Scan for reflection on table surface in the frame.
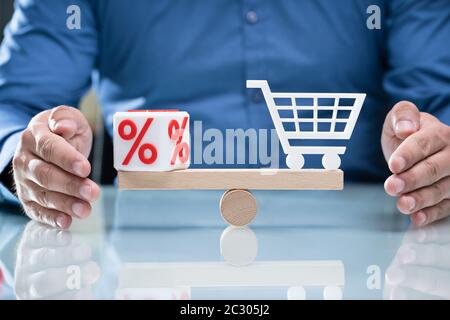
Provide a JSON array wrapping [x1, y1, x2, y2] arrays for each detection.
[[0, 184, 449, 300]]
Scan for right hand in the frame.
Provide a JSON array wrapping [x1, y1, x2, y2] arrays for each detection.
[[13, 106, 100, 229]]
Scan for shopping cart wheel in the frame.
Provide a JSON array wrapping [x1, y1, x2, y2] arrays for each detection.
[[322, 153, 341, 170], [220, 189, 257, 226], [286, 154, 305, 170]]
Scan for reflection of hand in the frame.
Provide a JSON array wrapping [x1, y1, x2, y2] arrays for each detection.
[[384, 219, 450, 299], [15, 221, 100, 299], [382, 101, 450, 226], [13, 106, 100, 229]]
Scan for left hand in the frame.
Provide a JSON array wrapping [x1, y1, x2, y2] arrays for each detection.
[[382, 101, 450, 226], [15, 221, 100, 299]]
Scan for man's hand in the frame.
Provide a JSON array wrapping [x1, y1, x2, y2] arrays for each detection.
[[15, 221, 100, 299], [384, 219, 450, 299], [382, 101, 450, 226], [13, 106, 100, 229]]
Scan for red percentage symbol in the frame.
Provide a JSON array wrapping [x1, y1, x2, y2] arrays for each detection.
[[168, 117, 189, 165], [118, 118, 158, 165]]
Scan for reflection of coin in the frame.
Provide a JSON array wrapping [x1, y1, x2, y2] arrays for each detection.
[[220, 226, 258, 266]]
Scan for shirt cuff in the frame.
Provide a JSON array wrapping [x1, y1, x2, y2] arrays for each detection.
[[0, 131, 23, 205]]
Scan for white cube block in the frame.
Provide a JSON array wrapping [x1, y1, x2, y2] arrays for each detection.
[[113, 110, 190, 171]]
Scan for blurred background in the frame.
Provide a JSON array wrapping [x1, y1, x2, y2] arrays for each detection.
[[0, 0, 114, 184], [0, 2, 13, 41]]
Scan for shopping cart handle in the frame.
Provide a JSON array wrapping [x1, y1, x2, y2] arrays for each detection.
[[246, 80, 270, 89]]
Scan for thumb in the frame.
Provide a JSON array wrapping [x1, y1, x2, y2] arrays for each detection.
[[48, 105, 89, 139], [48, 105, 93, 157], [387, 101, 421, 140]]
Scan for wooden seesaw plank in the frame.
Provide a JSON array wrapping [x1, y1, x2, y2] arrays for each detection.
[[118, 169, 343, 190]]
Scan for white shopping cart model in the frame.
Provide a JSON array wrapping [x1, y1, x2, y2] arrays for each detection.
[[247, 80, 366, 170]]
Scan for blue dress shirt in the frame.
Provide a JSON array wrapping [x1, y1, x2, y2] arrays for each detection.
[[1, 0, 450, 204]]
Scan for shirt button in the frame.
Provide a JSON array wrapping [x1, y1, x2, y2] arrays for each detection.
[[246, 11, 258, 24]]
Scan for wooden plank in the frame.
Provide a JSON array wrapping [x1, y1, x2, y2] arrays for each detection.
[[118, 169, 343, 190]]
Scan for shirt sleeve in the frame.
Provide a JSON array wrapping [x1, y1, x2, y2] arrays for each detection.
[[384, 0, 450, 125], [0, 0, 97, 204]]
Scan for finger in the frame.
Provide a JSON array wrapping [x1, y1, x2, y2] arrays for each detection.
[[411, 199, 450, 227], [414, 220, 450, 244], [28, 243, 92, 271], [396, 243, 450, 268], [385, 149, 450, 195], [26, 225, 72, 249], [15, 222, 72, 271], [23, 201, 72, 229], [385, 265, 450, 298], [400, 219, 450, 246], [388, 128, 448, 174], [27, 158, 100, 202], [48, 105, 92, 157], [48, 106, 86, 139], [385, 101, 420, 140], [20, 221, 69, 246], [26, 180, 92, 219], [23, 127, 91, 178], [397, 176, 450, 214]]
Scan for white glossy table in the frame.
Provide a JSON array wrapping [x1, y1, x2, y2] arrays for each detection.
[[0, 184, 449, 300]]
